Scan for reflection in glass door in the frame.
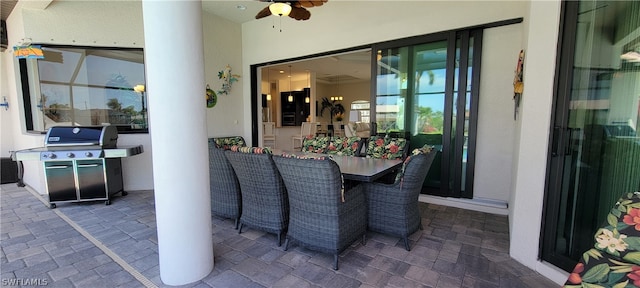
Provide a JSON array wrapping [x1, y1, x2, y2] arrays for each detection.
[[373, 30, 480, 198], [375, 47, 409, 133], [409, 41, 449, 193], [543, 0, 640, 271]]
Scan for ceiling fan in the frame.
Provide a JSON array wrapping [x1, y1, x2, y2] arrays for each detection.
[[255, 0, 328, 21]]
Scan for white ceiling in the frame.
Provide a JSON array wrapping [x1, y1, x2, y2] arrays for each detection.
[[201, 1, 267, 24], [201, 1, 370, 84], [263, 50, 372, 85], [1, 1, 308, 24]]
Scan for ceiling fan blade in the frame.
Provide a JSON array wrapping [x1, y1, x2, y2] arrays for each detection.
[[255, 6, 272, 19], [297, 1, 315, 8], [288, 6, 311, 20], [297, 0, 327, 8]]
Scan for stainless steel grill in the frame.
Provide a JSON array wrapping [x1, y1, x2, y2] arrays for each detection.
[[14, 126, 144, 208]]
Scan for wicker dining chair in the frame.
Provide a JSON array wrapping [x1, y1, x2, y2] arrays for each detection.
[[208, 138, 243, 229], [362, 147, 436, 251], [225, 147, 289, 246], [273, 154, 367, 270]]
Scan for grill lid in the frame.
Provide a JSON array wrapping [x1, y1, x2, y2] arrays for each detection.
[[45, 126, 118, 148]]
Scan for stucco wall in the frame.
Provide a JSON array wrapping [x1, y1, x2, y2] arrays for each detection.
[[1, 45, 15, 158], [474, 24, 522, 203], [510, 0, 569, 283], [202, 10, 244, 138]]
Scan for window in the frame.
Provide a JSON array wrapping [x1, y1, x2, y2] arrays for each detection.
[[18, 45, 147, 133], [350, 100, 370, 123]]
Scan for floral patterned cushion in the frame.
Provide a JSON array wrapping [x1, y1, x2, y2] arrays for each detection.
[[229, 145, 271, 154], [394, 145, 434, 183], [411, 145, 433, 156], [214, 136, 246, 150], [279, 152, 328, 160], [326, 136, 361, 156], [564, 191, 640, 287], [302, 136, 329, 153], [365, 136, 407, 160]]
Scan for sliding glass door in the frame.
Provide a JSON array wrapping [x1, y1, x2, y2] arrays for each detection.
[[542, 0, 640, 271], [372, 30, 481, 198]]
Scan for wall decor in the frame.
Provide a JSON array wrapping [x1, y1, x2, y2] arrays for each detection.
[[513, 49, 524, 120], [206, 84, 217, 108], [217, 65, 240, 95], [14, 44, 44, 59]]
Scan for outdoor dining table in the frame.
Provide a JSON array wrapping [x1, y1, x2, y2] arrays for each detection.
[[273, 149, 403, 182]]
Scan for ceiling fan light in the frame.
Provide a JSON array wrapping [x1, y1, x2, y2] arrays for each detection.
[[269, 3, 292, 17], [621, 51, 640, 62]]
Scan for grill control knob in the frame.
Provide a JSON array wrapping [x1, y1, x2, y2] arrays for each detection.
[[85, 152, 93, 157], [67, 152, 75, 158], [47, 153, 57, 159]]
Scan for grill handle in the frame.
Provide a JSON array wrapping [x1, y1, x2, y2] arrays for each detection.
[[45, 165, 72, 170], [77, 164, 101, 168]]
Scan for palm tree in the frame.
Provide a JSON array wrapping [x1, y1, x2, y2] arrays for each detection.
[[107, 98, 122, 111], [416, 106, 444, 133], [319, 97, 345, 126]]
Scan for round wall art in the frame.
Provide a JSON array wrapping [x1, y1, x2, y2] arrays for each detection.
[[206, 84, 217, 108]]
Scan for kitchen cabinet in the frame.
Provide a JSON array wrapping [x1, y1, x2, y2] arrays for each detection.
[[281, 88, 310, 126]]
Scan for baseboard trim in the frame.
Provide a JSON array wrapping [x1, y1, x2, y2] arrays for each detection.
[[536, 260, 569, 285], [419, 194, 509, 215]]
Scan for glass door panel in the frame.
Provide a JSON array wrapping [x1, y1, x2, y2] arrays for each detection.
[[374, 30, 479, 198], [454, 35, 475, 196], [543, 0, 640, 271], [375, 47, 409, 134], [409, 41, 448, 191]]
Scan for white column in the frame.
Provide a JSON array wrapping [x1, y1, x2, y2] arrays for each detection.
[[141, 1, 213, 285]]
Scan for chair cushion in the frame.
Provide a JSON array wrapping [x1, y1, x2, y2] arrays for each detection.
[[230, 145, 272, 154], [564, 191, 640, 287], [366, 136, 407, 160], [279, 153, 328, 160], [356, 122, 369, 132], [411, 145, 433, 156], [346, 122, 371, 138], [214, 136, 246, 150], [349, 122, 358, 133], [326, 136, 361, 156], [302, 136, 330, 153]]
